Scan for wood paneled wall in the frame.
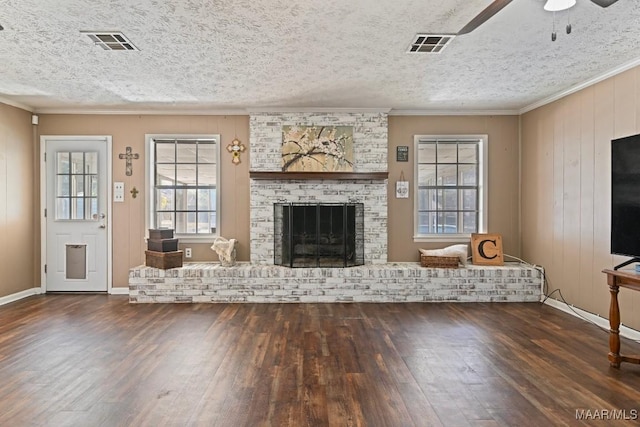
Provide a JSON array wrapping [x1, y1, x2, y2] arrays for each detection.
[[0, 104, 35, 298], [521, 66, 640, 330]]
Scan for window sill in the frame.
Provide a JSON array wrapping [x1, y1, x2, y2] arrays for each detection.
[[413, 234, 471, 244]]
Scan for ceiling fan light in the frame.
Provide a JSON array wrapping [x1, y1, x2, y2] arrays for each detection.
[[544, 0, 576, 12]]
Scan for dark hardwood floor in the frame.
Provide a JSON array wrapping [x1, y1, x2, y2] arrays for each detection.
[[0, 296, 639, 426]]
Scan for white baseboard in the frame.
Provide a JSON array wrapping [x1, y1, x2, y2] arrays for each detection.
[[109, 287, 130, 295], [543, 298, 640, 342], [0, 288, 43, 306]]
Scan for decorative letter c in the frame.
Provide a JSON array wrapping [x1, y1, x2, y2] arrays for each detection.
[[478, 239, 498, 259]]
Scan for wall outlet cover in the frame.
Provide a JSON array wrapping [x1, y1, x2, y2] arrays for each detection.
[[114, 182, 125, 202]]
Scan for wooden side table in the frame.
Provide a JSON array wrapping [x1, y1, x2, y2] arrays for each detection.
[[602, 269, 640, 368]]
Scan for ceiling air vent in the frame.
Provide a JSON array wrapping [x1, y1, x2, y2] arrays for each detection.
[[407, 34, 454, 54], [81, 31, 139, 51]]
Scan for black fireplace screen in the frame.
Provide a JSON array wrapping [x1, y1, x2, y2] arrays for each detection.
[[274, 203, 364, 267]]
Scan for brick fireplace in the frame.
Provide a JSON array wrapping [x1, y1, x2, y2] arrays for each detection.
[[249, 111, 389, 265]]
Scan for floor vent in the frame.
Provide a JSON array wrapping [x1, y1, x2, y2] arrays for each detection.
[[407, 34, 454, 54], [81, 31, 139, 51]]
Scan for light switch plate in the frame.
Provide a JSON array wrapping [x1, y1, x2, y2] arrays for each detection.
[[114, 182, 125, 202]]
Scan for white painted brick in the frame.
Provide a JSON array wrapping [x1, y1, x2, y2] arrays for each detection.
[[129, 263, 542, 303], [250, 112, 388, 265]]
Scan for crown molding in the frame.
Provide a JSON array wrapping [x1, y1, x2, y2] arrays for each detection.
[[0, 96, 34, 112], [246, 107, 392, 114], [32, 108, 249, 116], [389, 109, 519, 116], [520, 56, 640, 114]]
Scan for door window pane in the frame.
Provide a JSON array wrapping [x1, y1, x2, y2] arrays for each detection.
[[57, 153, 70, 173], [57, 175, 70, 196], [71, 152, 84, 173], [71, 175, 84, 197], [56, 151, 98, 220], [85, 152, 98, 174], [56, 198, 70, 220], [88, 198, 98, 219]]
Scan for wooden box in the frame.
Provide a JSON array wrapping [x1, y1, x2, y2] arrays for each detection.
[[470, 233, 504, 266], [149, 228, 174, 240], [147, 238, 179, 252], [420, 254, 459, 268], [145, 250, 183, 269]]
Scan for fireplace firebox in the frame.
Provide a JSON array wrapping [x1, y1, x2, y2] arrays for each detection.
[[274, 203, 364, 267]]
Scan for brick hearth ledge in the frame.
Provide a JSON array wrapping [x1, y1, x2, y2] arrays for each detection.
[[128, 263, 542, 303]]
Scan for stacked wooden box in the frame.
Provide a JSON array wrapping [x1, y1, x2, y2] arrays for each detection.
[[145, 229, 183, 269]]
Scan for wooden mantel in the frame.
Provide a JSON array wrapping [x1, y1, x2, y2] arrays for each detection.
[[249, 171, 389, 180]]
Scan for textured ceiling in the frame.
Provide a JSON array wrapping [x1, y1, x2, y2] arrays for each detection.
[[1, 0, 639, 113]]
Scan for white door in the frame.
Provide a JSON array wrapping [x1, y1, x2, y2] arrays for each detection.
[[44, 137, 110, 292]]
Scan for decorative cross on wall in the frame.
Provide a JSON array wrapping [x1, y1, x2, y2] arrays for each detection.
[[118, 146, 139, 176], [226, 138, 246, 165]]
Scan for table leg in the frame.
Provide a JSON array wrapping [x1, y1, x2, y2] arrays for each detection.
[[608, 283, 621, 368]]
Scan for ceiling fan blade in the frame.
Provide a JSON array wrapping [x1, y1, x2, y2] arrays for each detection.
[[458, 0, 513, 35], [590, 0, 619, 7]]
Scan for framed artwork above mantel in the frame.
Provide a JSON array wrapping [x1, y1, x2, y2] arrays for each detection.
[[281, 125, 354, 172]]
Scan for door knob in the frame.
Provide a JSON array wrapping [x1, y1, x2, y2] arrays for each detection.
[[99, 224, 106, 229]]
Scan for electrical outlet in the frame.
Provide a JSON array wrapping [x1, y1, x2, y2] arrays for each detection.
[[184, 248, 192, 258], [114, 182, 125, 202]]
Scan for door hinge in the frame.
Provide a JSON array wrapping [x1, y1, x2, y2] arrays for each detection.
[[44, 152, 46, 161], [44, 208, 47, 218], [44, 264, 47, 273]]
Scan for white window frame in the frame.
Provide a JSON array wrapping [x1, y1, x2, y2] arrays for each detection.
[[413, 134, 488, 243], [145, 134, 221, 243]]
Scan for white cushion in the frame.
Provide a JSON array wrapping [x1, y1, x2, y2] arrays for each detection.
[[419, 244, 468, 265]]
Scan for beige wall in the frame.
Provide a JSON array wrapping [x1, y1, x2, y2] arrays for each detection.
[[0, 104, 36, 298], [387, 115, 521, 262], [521, 66, 640, 330], [38, 114, 250, 289]]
